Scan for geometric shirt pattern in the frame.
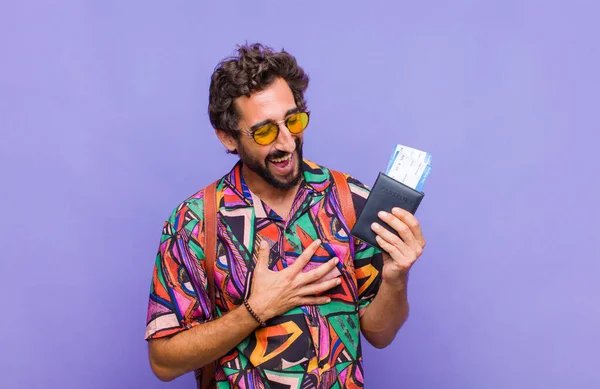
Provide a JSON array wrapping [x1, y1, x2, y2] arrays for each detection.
[[145, 159, 383, 388]]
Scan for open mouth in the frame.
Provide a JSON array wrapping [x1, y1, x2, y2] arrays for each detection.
[[268, 153, 293, 170]]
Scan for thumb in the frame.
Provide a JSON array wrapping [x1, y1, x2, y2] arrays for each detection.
[[255, 240, 271, 270]]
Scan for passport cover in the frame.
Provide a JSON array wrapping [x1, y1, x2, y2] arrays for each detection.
[[350, 172, 424, 250]]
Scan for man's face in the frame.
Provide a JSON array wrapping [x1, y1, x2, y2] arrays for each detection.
[[231, 78, 304, 190]]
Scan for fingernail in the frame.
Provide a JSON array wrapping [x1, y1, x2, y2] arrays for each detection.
[[378, 211, 388, 218], [371, 222, 380, 230], [315, 239, 322, 245], [334, 257, 339, 265], [392, 207, 401, 214], [336, 278, 342, 285], [326, 298, 331, 303]]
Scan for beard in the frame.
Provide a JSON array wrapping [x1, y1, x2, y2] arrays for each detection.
[[237, 137, 304, 190]]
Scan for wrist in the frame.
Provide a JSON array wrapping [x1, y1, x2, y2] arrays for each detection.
[[245, 296, 269, 324], [243, 299, 267, 328], [382, 271, 409, 292]]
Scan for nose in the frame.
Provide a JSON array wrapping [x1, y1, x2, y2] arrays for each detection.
[[273, 123, 297, 153]]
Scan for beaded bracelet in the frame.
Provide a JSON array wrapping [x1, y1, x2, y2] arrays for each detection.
[[243, 299, 266, 327]]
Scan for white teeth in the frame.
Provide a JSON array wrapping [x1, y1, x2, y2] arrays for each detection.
[[270, 154, 292, 163]]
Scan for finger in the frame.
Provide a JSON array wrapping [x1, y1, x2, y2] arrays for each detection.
[[391, 208, 425, 248], [288, 239, 321, 274], [375, 235, 406, 261], [296, 277, 341, 297], [377, 211, 419, 251], [255, 240, 271, 270], [297, 257, 339, 285], [371, 222, 411, 258], [297, 296, 332, 306]]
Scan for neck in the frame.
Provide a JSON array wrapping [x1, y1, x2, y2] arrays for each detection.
[[240, 164, 301, 205]]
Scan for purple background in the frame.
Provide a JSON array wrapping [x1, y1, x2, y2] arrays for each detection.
[[1, 1, 599, 388]]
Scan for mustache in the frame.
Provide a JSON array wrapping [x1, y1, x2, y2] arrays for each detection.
[[266, 139, 302, 160], [267, 150, 292, 160]]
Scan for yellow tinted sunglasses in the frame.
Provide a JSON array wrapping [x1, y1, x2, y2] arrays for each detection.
[[242, 111, 310, 146]]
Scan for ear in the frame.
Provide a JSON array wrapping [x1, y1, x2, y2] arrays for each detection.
[[215, 129, 238, 154]]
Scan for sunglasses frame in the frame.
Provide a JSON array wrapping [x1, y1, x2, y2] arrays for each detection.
[[239, 111, 311, 146]]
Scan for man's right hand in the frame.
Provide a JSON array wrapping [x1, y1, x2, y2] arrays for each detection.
[[148, 239, 340, 382], [247, 239, 341, 322]]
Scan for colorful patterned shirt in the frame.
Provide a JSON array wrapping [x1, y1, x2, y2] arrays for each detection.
[[145, 159, 383, 388]]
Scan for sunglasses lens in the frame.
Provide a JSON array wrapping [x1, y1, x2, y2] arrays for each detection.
[[286, 112, 309, 134], [251, 112, 309, 145], [253, 124, 279, 145]]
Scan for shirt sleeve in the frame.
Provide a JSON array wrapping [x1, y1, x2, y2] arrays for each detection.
[[144, 198, 212, 340], [346, 175, 384, 316]]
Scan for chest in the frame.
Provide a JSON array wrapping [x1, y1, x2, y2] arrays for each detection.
[[212, 194, 358, 310]]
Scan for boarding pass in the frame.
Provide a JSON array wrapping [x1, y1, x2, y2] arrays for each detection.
[[385, 144, 432, 192]]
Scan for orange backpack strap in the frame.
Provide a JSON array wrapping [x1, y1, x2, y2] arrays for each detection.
[[330, 170, 356, 230], [203, 181, 218, 310], [200, 181, 218, 389]]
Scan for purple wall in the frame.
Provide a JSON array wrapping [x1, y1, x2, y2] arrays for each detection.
[[1, 1, 598, 388]]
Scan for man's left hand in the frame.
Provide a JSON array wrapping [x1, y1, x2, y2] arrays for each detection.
[[370, 208, 426, 287]]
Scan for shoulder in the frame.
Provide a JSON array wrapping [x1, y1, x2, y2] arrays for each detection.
[[163, 178, 225, 235], [335, 172, 371, 216], [310, 161, 372, 214], [304, 160, 371, 194]]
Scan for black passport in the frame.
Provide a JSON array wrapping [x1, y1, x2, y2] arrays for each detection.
[[350, 172, 425, 250]]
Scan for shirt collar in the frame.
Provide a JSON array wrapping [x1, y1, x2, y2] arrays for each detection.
[[222, 158, 332, 211]]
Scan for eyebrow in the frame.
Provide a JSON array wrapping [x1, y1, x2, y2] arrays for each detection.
[[249, 107, 302, 132]]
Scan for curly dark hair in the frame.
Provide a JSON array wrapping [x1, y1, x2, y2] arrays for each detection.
[[208, 43, 310, 143]]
